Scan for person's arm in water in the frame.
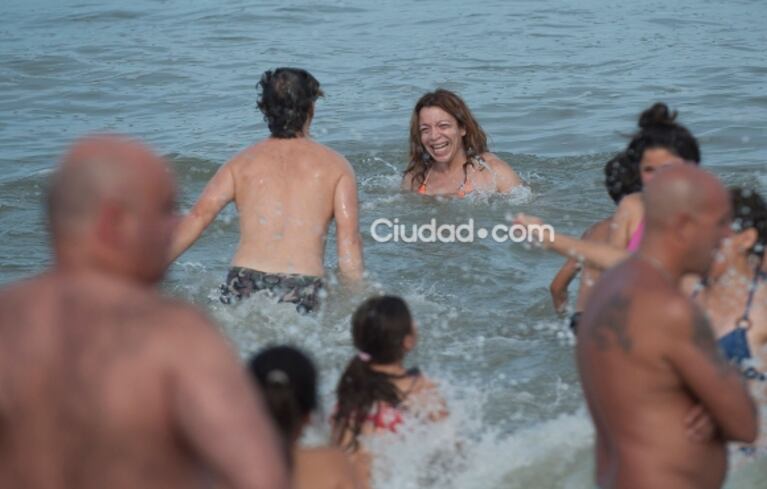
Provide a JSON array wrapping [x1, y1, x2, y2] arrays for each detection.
[[483, 153, 523, 192], [515, 214, 629, 270], [550, 258, 579, 314], [169, 163, 236, 262], [169, 307, 289, 489], [334, 162, 364, 283], [666, 300, 758, 443]]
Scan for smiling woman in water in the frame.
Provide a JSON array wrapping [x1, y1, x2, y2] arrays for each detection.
[[401, 89, 523, 197]]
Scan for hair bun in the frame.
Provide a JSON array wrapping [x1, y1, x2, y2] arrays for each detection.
[[638, 103, 678, 129]]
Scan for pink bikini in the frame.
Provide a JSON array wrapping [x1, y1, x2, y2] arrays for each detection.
[[626, 220, 645, 252]]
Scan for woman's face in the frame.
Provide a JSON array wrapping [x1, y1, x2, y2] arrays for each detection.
[[708, 228, 753, 279], [639, 147, 685, 185], [418, 106, 467, 165]]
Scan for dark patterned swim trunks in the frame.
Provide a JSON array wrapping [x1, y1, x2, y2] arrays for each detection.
[[220, 267, 324, 314]]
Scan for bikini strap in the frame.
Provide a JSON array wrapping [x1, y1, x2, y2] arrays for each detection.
[[418, 168, 432, 193], [399, 367, 421, 396]]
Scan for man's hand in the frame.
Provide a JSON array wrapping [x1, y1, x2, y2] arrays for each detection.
[[685, 403, 717, 443]]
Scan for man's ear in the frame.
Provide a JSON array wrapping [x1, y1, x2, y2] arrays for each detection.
[[670, 212, 694, 243], [94, 199, 125, 247]]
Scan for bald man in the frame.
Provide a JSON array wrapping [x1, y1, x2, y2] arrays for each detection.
[[0, 135, 288, 489], [577, 165, 758, 489]]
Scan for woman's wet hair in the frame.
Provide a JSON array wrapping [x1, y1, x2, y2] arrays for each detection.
[[624, 102, 701, 168], [604, 152, 642, 204], [257, 68, 324, 138], [248, 345, 318, 466], [332, 295, 414, 450], [404, 89, 489, 190], [730, 187, 767, 258]]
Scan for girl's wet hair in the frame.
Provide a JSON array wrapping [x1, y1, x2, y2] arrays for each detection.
[[604, 152, 642, 204], [257, 68, 324, 138], [624, 102, 701, 168], [332, 295, 414, 450], [730, 187, 767, 258], [248, 345, 318, 466], [404, 89, 489, 191]]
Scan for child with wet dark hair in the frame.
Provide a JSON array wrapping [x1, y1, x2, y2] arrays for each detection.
[[332, 295, 447, 483], [248, 346, 360, 489], [549, 152, 641, 332]]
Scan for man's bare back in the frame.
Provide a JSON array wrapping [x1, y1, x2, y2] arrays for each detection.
[[0, 135, 288, 489], [577, 166, 758, 489], [225, 137, 357, 276], [170, 69, 363, 312], [0, 274, 280, 488]]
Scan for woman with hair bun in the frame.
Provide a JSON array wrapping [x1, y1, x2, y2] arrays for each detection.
[[402, 89, 523, 197], [517, 102, 702, 270], [609, 102, 701, 252]]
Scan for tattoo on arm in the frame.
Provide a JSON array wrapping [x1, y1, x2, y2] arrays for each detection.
[[691, 306, 730, 376], [590, 293, 633, 352]]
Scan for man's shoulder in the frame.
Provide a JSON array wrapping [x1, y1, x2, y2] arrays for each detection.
[[306, 140, 353, 171], [235, 138, 352, 173], [0, 274, 47, 302], [631, 282, 698, 339]]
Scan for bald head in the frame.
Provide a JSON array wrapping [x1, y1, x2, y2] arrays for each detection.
[[643, 165, 728, 229], [642, 165, 731, 274], [47, 134, 177, 284], [48, 134, 170, 237]]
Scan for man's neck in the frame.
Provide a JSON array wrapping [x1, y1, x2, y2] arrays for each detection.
[[636, 237, 685, 284]]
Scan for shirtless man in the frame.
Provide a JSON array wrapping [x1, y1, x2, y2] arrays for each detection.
[[577, 165, 758, 489], [0, 135, 288, 489], [170, 68, 364, 313]]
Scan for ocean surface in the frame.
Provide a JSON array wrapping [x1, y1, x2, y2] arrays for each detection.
[[2, 0, 766, 487]]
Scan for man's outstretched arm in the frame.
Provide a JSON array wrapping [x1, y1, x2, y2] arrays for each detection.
[[169, 164, 235, 263]]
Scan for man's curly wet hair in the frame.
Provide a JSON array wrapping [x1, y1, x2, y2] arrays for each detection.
[[257, 68, 324, 138]]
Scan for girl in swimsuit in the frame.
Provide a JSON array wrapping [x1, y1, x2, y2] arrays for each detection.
[[248, 346, 361, 489], [401, 89, 522, 197], [331, 295, 447, 485]]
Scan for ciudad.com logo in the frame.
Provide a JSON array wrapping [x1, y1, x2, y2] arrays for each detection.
[[369, 218, 555, 244]]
